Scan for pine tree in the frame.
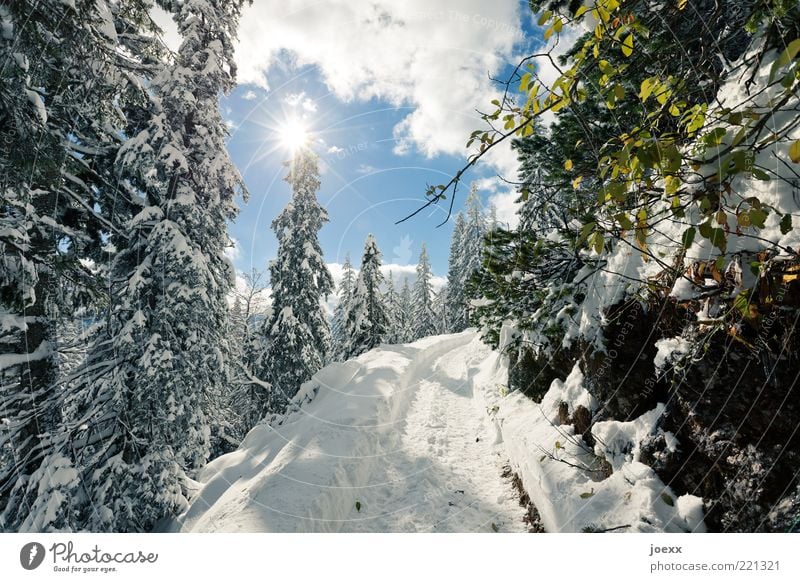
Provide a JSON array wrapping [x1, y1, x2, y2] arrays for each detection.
[[459, 184, 487, 327], [445, 212, 467, 331], [331, 254, 355, 361], [13, 0, 251, 533], [343, 235, 389, 359], [411, 243, 437, 340], [433, 285, 449, 335], [384, 271, 401, 344], [258, 148, 334, 413], [396, 277, 413, 343], [0, 0, 164, 530]]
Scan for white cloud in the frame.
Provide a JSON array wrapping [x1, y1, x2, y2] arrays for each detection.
[[225, 237, 242, 262], [474, 176, 520, 229], [284, 91, 318, 112], [327, 145, 344, 154], [302, 98, 317, 113], [150, 6, 181, 52], [488, 190, 520, 229], [242, 90, 258, 101], [285, 91, 306, 106], [355, 164, 377, 175], [234, 1, 524, 169]]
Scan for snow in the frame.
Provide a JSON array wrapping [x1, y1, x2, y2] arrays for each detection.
[[0, 341, 52, 372], [476, 337, 706, 533], [25, 90, 47, 124], [175, 331, 527, 532], [174, 331, 706, 533], [653, 336, 692, 373]]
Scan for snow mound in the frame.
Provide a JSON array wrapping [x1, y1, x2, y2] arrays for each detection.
[[476, 338, 706, 533]]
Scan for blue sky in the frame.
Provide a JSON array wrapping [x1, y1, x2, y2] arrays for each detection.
[[223, 71, 485, 283], [154, 1, 552, 289]]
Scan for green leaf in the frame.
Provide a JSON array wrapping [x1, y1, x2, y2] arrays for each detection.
[[537, 10, 552, 26], [734, 290, 754, 319], [589, 231, 605, 254], [769, 38, 800, 82], [639, 77, 656, 102], [578, 222, 596, 247], [621, 34, 633, 57], [737, 212, 751, 227], [698, 220, 713, 240], [355, 501, 362, 512], [749, 208, 768, 228], [617, 213, 633, 231], [681, 227, 696, 248], [752, 168, 770, 181], [661, 493, 675, 507], [580, 490, 595, 499], [790, 140, 800, 164], [520, 72, 531, 92], [780, 214, 793, 235]]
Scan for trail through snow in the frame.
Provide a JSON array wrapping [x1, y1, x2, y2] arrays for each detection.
[[176, 331, 528, 532]]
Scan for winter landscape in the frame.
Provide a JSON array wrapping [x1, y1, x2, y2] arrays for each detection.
[[1, 0, 800, 537]]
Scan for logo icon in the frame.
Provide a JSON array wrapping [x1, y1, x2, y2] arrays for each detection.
[[20, 542, 46, 570]]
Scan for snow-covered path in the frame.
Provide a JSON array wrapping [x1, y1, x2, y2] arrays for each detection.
[[176, 331, 528, 532]]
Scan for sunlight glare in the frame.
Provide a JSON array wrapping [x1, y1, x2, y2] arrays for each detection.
[[278, 118, 309, 152]]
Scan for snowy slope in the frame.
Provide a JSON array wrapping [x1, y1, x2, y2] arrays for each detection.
[[176, 331, 706, 533], [175, 331, 527, 532], [478, 332, 706, 533]]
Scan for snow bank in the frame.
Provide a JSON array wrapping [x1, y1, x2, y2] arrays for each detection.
[[474, 337, 706, 533]]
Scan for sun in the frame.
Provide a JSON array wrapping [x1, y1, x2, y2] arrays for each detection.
[[277, 118, 309, 152]]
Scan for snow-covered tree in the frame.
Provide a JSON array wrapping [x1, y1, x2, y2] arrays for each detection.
[[258, 148, 334, 413], [230, 268, 270, 435], [384, 271, 402, 344], [458, 185, 487, 326], [11, 0, 251, 533], [331, 254, 355, 361], [433, 285, 449, 335], [411, 243, 437, 340], [342, 235, 389, 359], [396, 277, 413, 343], [445, 212, 467, 331], [0, 0, 164, 530]]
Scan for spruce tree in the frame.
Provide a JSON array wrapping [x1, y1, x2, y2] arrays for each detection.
[[411, 243, 437, 340], [445, 212, 467, 331], [13, 0, 251, 533], [0, 0, 164, 530], [459, 185, 487, 327], [343, 235, 389, 358], [331, 254, 355, 361], [397, 277, 413, 343], [258, 148, 334, 413], [433, 285, 449, 335], [384, 271, 401, 344]]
